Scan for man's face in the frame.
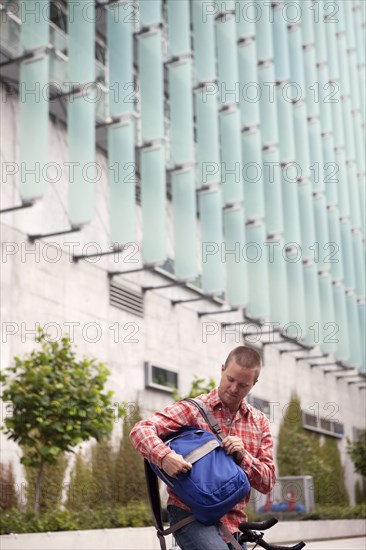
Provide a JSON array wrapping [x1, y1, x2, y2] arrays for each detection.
[[218, 360, 258, 413]]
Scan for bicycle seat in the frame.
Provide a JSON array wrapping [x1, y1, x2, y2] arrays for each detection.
[[239, 517, 278, 531]]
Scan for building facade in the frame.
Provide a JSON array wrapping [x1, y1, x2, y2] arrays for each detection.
[[1, 0, 365, 504]]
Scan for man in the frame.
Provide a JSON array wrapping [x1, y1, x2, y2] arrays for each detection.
[[130, 346, 275, 550]]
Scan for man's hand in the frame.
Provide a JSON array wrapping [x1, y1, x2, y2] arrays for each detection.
[[162, 451, 192, 477], [221, 435, 245, 463]]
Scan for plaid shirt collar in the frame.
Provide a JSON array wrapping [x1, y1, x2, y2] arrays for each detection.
[[207, 388, 249, 416]]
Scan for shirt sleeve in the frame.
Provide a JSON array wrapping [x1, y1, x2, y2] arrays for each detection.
[[240, 415, 276, 494], [129, 401, 197, 469]]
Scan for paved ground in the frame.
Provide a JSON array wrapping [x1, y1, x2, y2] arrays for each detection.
[[247, 538, 366, 550], [303, 537, 366, 550]]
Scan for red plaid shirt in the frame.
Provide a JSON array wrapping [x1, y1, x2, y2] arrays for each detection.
[[130, 388, 275, 535]]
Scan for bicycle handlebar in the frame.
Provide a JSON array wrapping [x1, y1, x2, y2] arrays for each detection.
[[238, 517, 305, 550], [253, 540, 305, 550], [239, 517, 278, 531]]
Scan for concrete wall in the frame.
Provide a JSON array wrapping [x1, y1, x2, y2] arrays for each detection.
[[1, 521, 366, 550], [1, 83, 365, 504]]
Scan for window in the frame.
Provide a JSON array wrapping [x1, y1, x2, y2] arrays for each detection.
[[145, 362, 178, 393], [302, 410, 344, 438]]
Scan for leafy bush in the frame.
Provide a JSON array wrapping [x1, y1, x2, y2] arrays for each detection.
[[0, 502, 153, 535], [277, 392, 349, 506], [0, 463, 18, 511], [302, 504, 366, 520]]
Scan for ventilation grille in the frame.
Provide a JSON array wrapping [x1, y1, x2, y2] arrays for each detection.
[[109, 281, 144, 317]]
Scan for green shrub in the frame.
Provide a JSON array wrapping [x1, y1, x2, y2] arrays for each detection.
[[302, 504, 366, 520], [277, 392, 349, 506], [0, 502, 153, 535], [355, 478, 366, 504], [0, 463, 18, 511]]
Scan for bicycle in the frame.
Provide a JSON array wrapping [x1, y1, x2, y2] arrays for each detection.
[[237, 517, 305, 550], [169, 517, 305, 550]]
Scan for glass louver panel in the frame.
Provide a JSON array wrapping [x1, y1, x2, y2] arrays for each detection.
[[195, 89, 220, 187], [298, 181, 316, 258], [19, 0, 49, 201], [352, 229, 366, 297], [108, 121, 136, 244], [343, 2, 356, 50], [172, 170, 197, 280], [20, 0, 49, 48], [167, 0, 190, 57], [245, 222, 270, 319], [313, 3, 327, 63], [358, 300, 366, 373], [340, 219, 356, 290], [347, 161, 362, 229], [67, 96, 96, 226], [322, 133, 338, 205], [19, 56, 49, 201], [302, 262, 323, 347], [255, 2, 273, 61], [336, 32, 350, 98], [300, 0, 314, 45], [286, 249, 307, 339], [138, 31, 164, 141], [276, 87, 295, 162], [272, 4, 290, 82], [293, 101, 311, 177], [267, 237, 289, 328], [139, 0, 161, 26], [330, 98, 344, 152], [332, 282, 350, 362], [326, 206, 344, 282], [262, 147, 283, 235], [219, 109, 243, 205], [346, 291, 362, 367], [319, 271, 337, 355], [107, 4, 134, 116], [347, 49, 361, 113], [353, 111, 366, 175], [308, 118, 325, 193], [288, 25, 305, 96], [324, 8, 340, 82], [258, 63, 278, 146], [334, 148, 350, 218], [68, 0, 95, 84], [313, 193, 330, 272], [237, 40, 260, 127], [168, 61, 194, 165], [316, 64, 332, 134], [241, 129, 265, 220], [223, 207, 247, 307], [358, 173, 366, 236], [281, 167, 302, 244], [140, 146, 167, 264], [358, 65, 366, 123], [192, 0, 216, 83], [199, 189, 225, 294], [216, 15, 239, 105], [236, 0, 256, 39], [303, 46, 319, 119], [342, 98, 356, 162], [353, 3, 365, 70]]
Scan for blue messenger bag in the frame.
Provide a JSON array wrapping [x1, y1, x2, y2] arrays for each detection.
[[148, 398, 251, 525]]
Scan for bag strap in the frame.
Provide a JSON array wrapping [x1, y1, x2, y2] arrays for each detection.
[[219, 523, 245, 550], [144, 459, 196, 550], [183, 397, 224, 441], [144, 398, 243, 550]]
